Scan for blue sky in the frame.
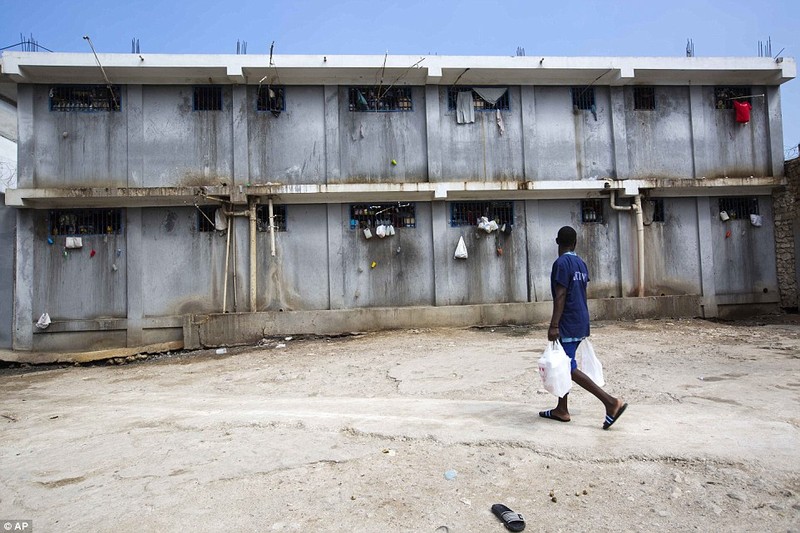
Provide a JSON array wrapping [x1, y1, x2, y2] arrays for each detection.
[[2, 0, 798, 155]]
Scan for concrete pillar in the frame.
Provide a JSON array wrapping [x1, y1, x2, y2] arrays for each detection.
[[13, 209, 34, 350], [765, 85, 784, 179], [696, 197, 718, 317], [324, 85, 341, 183], [520, 86, 537, 181], [617, 208, 634, 297], [327, 204, 344, 309], [424, 85, 442, 182], [431, 201, 449, 306], [609, 87, 630, 180], [126, 85, 144, 187], [126, 207, 144, 346], [524, 199, 543, 302], [231, 85, 249, 204], [688, 86, 707, 179], [16, 85, 34, 188]]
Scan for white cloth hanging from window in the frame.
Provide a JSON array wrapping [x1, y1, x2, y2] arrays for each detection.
[[456, 91, 475, 124], [496, 109, 505, 135], [473, 87, 507, 105]]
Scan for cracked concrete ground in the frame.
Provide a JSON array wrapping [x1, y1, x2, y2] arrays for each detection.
[[1, 317, 799, 532]]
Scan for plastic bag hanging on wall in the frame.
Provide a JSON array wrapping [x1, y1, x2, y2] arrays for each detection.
[[454, 236, 468, 259], [733, 100, 751, 124], [65, 237, 83, 249]]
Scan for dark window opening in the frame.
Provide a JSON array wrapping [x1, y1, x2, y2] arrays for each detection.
[[447, 87, 510, 111], [350, 203, 416, 229], [718, 197, 759, 220], [49, 85, 121, 112], [256, 204, 287, 232], [193, 86, 223, 111], [714, 87, 751, 110], [197, 206, 218, 232], [49, 209, 123, 236], [571, 87, 595, 110], [634, 87, 656, 110], [449, 201, 514, 227], [651, 198, 665, 223], [581, 199, 604, 224], [348, 87, 412, 112], [256, 86, 285, 113]]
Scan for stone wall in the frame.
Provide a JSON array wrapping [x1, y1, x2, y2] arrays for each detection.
[[774, 156, 800, 309]]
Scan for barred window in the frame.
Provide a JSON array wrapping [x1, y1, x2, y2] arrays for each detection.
[[449, 201, 514, 227], [447, 87, 510, 111], [197, 206, 218, 232], [581, 199, 604, 224], [714, 87, 751, 110], [257, 86, 285, 113], [571, 87, 595, 110], [49, 209, 123, 235], [49, 85, 121, 112], [651, 198, 665, 223], [633, 87, 656, 110], [193, 86, 223, 111], [349, 203, 416, 229], [256, 204, 287, 232], [348, 87, 412, 112], [718, 197, 759, 220]]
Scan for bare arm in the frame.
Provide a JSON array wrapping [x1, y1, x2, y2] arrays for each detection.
[[548, 284, 567, 341]]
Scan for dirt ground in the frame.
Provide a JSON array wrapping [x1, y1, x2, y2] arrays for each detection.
[[1, 316, 799, 532]]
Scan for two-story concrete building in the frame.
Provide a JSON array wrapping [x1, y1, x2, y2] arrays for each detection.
[[0, 52, 795, 353]]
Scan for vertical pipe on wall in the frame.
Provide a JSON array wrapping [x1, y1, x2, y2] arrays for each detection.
[[249, 198, 257, 312], [268, 197, 276, 257], [610, 190, 645, 297], [223, 216, 231, 313]]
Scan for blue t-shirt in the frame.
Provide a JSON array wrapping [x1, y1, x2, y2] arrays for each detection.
[[550, 252, 590, 340]]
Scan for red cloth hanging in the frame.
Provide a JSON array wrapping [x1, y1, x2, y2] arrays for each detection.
[[733, 100, 751, 123]]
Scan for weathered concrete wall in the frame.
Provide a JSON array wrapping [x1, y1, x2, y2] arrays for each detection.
[[0, 196, 14, 348], [247, 86, 326, 185], [29, 85, 128, 187], [336, 87, 428, 183], [438, 87, 524, 181], [624, 87, 694, 180], [775, 157, 800, 308], [710, 195, 778, 297]]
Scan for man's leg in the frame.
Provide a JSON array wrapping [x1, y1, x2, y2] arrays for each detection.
[[571, 369, 625, 418]]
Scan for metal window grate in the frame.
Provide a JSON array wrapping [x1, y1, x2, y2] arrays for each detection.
[[193, 86, 223, 111], [349, 203, 416, 229], [446, 87, 510, 111], [348, 87, 413, 112], [718, 197, 759, 220], [449, 201, 514, 227], [581, 199, 604, 224], [256, 86, 285, 113], [571, 87, 595, 110], [49, 209, 123, 236], [256, 204, 287, 232], [633, 87, 656, 110], [714, 87, 751, 110], [197, 206, 218, 232], [49, 85, 121, 112]]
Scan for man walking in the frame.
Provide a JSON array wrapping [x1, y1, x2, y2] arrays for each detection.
[[539, 226, 628, 429]]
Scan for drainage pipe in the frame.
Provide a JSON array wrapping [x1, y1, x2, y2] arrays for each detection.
[[610, 190, 645, 297], [249, 198, 258, 312], [223, 219, 231, 313], [268, 197, 277, 257]]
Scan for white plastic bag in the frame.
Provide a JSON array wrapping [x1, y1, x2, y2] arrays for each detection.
[[750, 214, 762, 227], [454, 236, 468, 259], [35, 312, 51, 330], [363, 228, 373, 239], [376, 224, 387, 238], [576, 338, 605, 387], [65, 237, 83, 249], [538, 340, 572, 398]]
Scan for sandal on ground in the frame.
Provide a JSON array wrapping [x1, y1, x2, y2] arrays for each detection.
[[603, 403, 628, 430], [539, 410, 569, 422], [491, 503, 525, 532]]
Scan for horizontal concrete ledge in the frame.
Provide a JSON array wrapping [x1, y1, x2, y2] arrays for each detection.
[[0, 341, 184, 365], [31, 315, 184, 334], [4, 177, 786, 208], [185, 295, 703, 349]]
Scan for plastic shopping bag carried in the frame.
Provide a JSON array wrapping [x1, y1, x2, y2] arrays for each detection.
[[538, 340, 572, 398], [576, 338, 605, 387]]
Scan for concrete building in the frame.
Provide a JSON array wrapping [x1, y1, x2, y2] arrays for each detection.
[[0, 52, 795, 354]]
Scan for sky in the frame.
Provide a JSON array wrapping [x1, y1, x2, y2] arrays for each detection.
[[1, 0, 798, 155]]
